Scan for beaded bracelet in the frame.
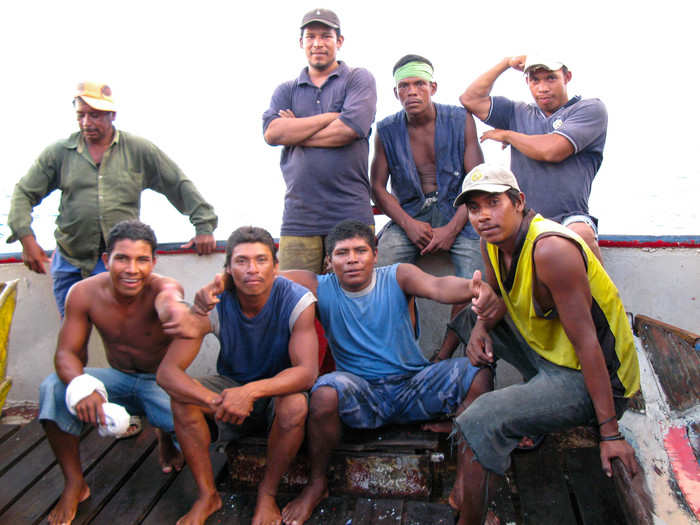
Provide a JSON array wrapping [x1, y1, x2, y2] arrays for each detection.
[[599, 432, 625, 442], [598, 415, 617, 427]]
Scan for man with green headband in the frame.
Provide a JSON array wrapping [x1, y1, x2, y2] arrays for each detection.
[[371, 54, 484, 362]]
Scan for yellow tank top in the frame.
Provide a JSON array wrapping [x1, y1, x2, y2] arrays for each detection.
[[487, 214, 640, 398]]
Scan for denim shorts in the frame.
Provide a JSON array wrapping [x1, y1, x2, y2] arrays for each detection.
[[312, 358, 481, 429], [51, 250, 107, 317], [376, 199, 482, 279], [39, 367, 175, 436], [561, 213, 599, 240], [449, 310, 627, 475]]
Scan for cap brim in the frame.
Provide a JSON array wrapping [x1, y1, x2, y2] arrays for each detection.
[[301, 18, 339, 29], [453, 183, 512, 207], [77, 95, 116, 112]]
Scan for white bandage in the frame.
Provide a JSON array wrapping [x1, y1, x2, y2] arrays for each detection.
[[65, 374, 109, 415], [65, 373, 132, 438], [98, 403, 131, 437]]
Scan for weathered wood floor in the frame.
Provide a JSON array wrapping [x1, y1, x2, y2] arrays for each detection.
[[0, 419, 628, 524]]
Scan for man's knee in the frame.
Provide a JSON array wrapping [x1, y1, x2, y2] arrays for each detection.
[[309, 386, 339, 421], [275, 393, 309, 431]]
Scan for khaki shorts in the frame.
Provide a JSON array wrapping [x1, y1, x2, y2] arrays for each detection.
[[279, 226, 375, 274]]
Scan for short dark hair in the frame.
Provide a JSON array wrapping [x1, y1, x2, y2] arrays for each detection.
[[504, 188, 529, 217], [300, 25, 341, 40], [106, 220, 157, 256], [225, 226, 277, 267], [392, 54, 433, 75], [326, 220, 376, 256]]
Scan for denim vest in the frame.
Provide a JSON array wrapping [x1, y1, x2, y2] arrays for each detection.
[[377, 103, 476, 238]]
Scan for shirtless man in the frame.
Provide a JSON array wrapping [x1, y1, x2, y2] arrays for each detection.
[[157, 226, 318, 525], [449, 164, 640, 523], [371, 54, 484, 362], [195, 220, 501, 524], [38, 220, 201, 525]]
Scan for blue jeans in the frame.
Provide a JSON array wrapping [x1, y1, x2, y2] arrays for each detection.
[[449, 310, 628, 475], [51, 250, 107, 317], [376, 199, 482, 278], [39, 368, 175, 436], [313, 358, 481, 429]]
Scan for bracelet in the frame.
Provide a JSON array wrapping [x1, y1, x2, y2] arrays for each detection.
[[598, 415, 617, 427], [599, 432, 625, 442]]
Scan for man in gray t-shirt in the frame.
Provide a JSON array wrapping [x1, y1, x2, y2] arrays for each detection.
[[262, 8, 377, 273], [460, 55, 607, 261]]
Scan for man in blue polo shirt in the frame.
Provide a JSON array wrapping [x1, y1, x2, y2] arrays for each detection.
[[263, 8, 377, 273], [460, 55, 607, 260]]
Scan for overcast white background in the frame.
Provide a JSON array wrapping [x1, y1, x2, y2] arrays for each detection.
[[1, 0, 698, 252]]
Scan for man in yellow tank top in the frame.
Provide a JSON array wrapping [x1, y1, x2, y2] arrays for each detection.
[[447, 164, 641, 525]]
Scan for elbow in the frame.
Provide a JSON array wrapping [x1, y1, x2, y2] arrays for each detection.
[[459, 92, 476, 110], [540, 149, 570, 163], [155, 366, 171, 392], [263, 128, 281, 146]]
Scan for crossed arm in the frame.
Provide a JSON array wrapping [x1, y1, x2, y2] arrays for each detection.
[[264, 110, 358, 148]]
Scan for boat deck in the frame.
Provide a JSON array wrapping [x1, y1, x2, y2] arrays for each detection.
[[0, 418, 631, 524]]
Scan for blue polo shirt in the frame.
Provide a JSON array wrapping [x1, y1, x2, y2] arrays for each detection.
[[486, 95, 607, 222], [263, 61, 377, 236]]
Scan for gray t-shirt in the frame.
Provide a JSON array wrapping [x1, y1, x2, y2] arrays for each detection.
[[486, 95, 607, 222], [263, 62, 377, 236]]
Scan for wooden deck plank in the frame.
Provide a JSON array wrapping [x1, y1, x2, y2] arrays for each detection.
[[304, 495, 356, 525], [353, 498, 404, 524], [141, 449, 228, 524], [512, 444, 578, 525], [0, 423, 19, 445], [566, 447, 626, 524], [72, 426, 158, 524], [0, 427, 59, 513], [402, 500, 455, 525], [0, 428, 115, 524], [0, 419, 45, 473], [89, 441, 176, 524]]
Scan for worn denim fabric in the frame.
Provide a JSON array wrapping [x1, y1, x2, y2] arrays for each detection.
[[376, 199, 482, 278], [450, 310, 627, 475], [39, 367, 174, 435], [312, 357, 480, 429]]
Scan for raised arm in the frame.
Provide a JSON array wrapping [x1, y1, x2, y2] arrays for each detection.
[[534, 236, 639, 477], [480, 128, 574, 162], [370, 134, 433, 250], [460, 56, 525, 122], [153, 276, 211, 339]]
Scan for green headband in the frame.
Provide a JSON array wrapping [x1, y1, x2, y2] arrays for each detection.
[[393, 61, 434, 86]]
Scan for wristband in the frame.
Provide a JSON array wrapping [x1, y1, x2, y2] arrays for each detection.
[[599, 432, 625, 442], [598, 415, 617, 427]]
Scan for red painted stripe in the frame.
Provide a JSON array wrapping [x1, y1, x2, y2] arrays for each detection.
[[664, 426, 700, 518], [600, 240, 699, 248]]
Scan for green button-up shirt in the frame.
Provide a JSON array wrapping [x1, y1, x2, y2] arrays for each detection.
[[8, 129, 218, 276]]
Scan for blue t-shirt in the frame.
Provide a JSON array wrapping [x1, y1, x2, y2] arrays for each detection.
[[317, 264, 429, 380], [486, 95, 607, 222], [212, 276, 316, 383], [262, 62, 377, 236]]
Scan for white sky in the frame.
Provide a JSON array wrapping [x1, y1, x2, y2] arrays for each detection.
[[1, 0, 699, 252]]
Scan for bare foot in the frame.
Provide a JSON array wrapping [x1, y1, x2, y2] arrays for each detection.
[[252, 490, 282, 525], [281, 479, 328, 525], [48, 481, 90, 525], [176, 492, 222, 525], [421, 420, 453, 433], [156, 429, 184, 473]]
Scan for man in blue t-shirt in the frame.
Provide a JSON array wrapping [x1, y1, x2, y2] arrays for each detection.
[[262, 8, 377, 273], [460, 55, 607, 261], [196, 220, 502, 525], [157, 226, 318, 525]]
